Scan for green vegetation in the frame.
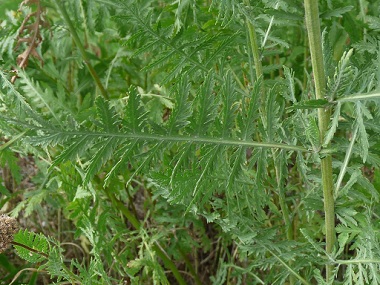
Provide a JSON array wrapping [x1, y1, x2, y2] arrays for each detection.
[[1, 0, 380, 284]]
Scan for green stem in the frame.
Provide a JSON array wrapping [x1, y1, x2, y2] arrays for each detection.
[[5, 122, 310, 153], [259, 242, 311, 285], [336, 91, 380, 102], [54, 1, 109, 100], [335, 258, 380, 264], [0, 131, 27, 151], [304, 0, 335, 281]]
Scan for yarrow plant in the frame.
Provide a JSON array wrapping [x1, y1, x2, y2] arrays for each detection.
[[1, 0, 380, 284]]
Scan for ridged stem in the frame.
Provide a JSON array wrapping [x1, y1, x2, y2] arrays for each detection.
[[304, 0, 335, 281]]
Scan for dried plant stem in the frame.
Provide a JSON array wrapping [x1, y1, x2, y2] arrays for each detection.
[[304, 0, 335, 281]]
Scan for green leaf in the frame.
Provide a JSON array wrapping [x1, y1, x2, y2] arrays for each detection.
[[84, 137, 119, 184], [167, 76, 192, 134], [52, 135, 94, 167], [13, 229, 49, 263], [355, 102, 369, 163], [283, 66, 296, 103], [323, 101, 341, 147], [327, 49, 355, 101], [320, 6, 353, 19], [289, 99, 330, 110], [95, 97, 119, 132], [265, 87, 280, 142], [306, 117, 320, 152], [0, 148, 22, 185], [191, 73, 218, 136], [125, 86, 147, 133], [220, 72, 238, 138]]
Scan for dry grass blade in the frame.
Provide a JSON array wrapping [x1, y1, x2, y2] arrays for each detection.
[[11, 0, 46, 83]]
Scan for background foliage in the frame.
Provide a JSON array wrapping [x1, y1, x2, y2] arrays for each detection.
[[1, 0, 380, 284]]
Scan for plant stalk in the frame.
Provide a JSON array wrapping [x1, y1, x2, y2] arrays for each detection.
[[304, 0, 335, 281]]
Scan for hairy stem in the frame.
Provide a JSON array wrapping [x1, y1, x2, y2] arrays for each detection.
[[304, 0, 335, 281]]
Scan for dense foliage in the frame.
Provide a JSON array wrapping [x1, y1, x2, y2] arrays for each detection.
[[1, 0, 380, 284]]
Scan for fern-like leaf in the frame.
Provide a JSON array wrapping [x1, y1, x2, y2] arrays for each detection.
[[85, 137, 119, 184], [167, 76, 192, 134], [13, 229, 49, 263], [52, 135, 94, 167], [265, 87, 281, 142], [220, 72, 238, 138], [104, 139, 139, 184], [191, 73, 217, 136], [306, 117, 321, 152], [327, 49, 356, 101], [323, 101, 341, 147], [0, 70, 46, 126], [95, 97, 119, 132], [355, 102, 370, 162], [125, 86, 147, 133], [211, 0, 236, 25]]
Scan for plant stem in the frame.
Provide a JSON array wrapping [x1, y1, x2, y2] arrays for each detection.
[[304, 0, 335, 281], [54, 1, 109, 100], [336, 91, 380, 102], [259, 242, 311, 285], [16, 125, 311, 153]]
